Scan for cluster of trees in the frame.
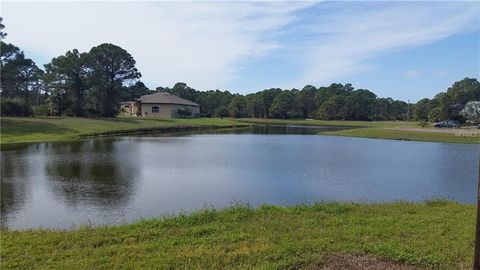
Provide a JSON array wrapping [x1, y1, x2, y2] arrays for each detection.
[[1, 17, 149, 117], [157, 78, 480, 123], [157, 82, 412, 121], [413, 78, 480, 122], [1, 17, 479, 122]]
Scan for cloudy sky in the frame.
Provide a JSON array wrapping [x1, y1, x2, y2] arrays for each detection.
[[2, 1, 479, 101]]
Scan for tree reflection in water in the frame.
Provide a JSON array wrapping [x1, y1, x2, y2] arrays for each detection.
[[44, 139, 139, 210]]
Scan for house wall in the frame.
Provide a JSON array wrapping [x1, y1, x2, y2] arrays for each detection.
[[132, 102, 140, 116], [119, 102, 140, 116], [141, 104, 172, 118], [119, 104, 131, 116], [140, 103, 200, 118]]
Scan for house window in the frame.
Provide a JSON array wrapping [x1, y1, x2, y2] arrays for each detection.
[[124, 105, 130, 108], [152, 106, 160, 113]]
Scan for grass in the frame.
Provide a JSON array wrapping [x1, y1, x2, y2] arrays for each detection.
[[1, 117, 479, 144], [238, 118, 480, 144], [1, 201, 475, 269], [0, 117, 246, 144]]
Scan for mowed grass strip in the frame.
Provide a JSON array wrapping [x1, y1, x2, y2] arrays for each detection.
[[0, 117, 245, 144], [2, 117, 479, 144], [238, 118, 480, 144], [1, 201, 475, 269]]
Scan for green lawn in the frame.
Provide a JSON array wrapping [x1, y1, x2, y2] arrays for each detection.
[[0, 117, 245, 144], [1, 201, 475, 269], [1, 117, 479, 144], [238, 118, 480, 144]]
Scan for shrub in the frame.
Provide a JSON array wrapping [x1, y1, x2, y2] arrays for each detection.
[[418, 121, 429, 128], [177, 107, 193, 118], [32, 104, 50, 116], [1, 99, 33, 116]]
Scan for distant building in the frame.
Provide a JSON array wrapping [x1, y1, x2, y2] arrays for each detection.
[[120, 92, 200, 118]]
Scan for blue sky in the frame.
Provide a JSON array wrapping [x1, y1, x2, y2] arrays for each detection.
[[2, 1, 479, 102]]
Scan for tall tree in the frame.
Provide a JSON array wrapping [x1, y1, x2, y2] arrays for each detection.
[[87, 43, 141, 117], [259, 88, 282, 118], [169, 82, 198, 102], [1, 46, 43, 103], [413, 98, 431, 121], [298, 85, 317, 118], [270, 90, 294, 119], [372, 98, 393, 120], [314, 95, 346, 120], [228, 95, 248, 118], [343, 89, 376, 120], [122, 81, 151, 101], [246, 93, 266, 118], [44, 49, 90, 116]]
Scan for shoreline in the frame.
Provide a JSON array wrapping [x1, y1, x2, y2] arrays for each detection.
[[1, 117, 479, 145]]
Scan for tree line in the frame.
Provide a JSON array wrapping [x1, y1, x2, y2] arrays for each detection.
[[1, 17, 479, 122], [156, 78, 479, 123]]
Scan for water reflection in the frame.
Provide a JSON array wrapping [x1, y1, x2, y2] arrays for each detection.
[[1, 140, 139, 228], [1, 144, 37, 226], [43, 140, 139, 209]]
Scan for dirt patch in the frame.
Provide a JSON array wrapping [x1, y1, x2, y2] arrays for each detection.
[[311, 254, 424, 270]]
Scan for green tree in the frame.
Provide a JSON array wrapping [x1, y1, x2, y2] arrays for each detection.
[[246, 93, 266, 118], [269, 90, 294, 119], [427, 78, 480, 121], [343, 89, 376, 120], [44, 49, 89, 116], [258, 88, 282, 118], [87, 43, 141, 117], [1, 42, 44, 104], [298, 85, 317, 118], [413, 98, 431, 121], [314, 95, 346, 120], [122, 81, 151, 101], [372, 98, 393, 120], [170, 82, 198, 102], [390, 100, 408, 120], [228, 95, 248, 118]]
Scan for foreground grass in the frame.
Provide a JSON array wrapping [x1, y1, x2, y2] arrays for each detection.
[[1, 201, 474, 269], [238, 118, 480, 144], [0, 117, 245, 144]]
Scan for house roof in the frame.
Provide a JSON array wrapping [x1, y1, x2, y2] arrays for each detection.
[[138, 92, 199, 106]]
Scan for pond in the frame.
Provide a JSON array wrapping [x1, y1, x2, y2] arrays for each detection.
[[1, 125, 479, 229]]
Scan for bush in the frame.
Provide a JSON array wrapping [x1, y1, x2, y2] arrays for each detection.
[[177, 107, 193, 118], [418, 121, 429, 128], [1, 99, 33, 116], [32, 104, 50, 116], [214, 107, 228, 118]]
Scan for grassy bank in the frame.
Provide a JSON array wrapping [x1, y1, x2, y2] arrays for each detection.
[[1, 201, 475, 269], [238, 118, 480, 144], [1, 117, 479, 144], [0, 117, 246, 144]]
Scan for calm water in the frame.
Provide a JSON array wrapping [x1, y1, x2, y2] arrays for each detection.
[[1, 125, 479, 229]]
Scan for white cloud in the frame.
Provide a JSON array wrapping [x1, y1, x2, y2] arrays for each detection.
[[296, 2, 479, 86], [403, 70, 421, 78], [1, 1, 314, 90], [1, 1, 478, 92]]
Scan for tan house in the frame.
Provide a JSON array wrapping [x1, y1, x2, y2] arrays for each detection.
[[120, 92, 200, 118]]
